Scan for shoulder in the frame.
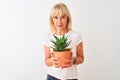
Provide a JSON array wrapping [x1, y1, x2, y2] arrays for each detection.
[[70, 30, 82, 37], [45, 32, 53, 40], [44, 32, 54, 46], [70, 30, 83, 44]]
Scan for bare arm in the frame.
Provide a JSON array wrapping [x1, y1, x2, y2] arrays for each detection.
[[44, 45, 53, 66], [74, 42, 84, 65]]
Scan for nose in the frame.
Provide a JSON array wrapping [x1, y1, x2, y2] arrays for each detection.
[[57, 18, 62, 24]]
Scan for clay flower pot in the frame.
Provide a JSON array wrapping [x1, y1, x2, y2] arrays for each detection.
[[52, 50, 72, 66]]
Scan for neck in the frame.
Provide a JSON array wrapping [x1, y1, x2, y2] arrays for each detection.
[[55, 29, 69, 35]]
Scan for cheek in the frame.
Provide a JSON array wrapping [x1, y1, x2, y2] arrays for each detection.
[[63, 20, 67, 25], [52, 19, 56, 24]]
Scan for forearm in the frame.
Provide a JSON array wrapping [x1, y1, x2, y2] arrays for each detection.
[[73, 56, 84, 65], [74, 42, 84, 65]]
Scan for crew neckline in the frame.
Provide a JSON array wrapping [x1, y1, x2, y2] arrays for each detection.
[[54, 30, 71, 37]]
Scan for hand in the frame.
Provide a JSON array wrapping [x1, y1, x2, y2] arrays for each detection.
[[61, 58, 74, 68], [52, 57, 61, 68]]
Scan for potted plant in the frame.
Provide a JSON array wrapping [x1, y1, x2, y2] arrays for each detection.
[[50, 34, 72, 67]]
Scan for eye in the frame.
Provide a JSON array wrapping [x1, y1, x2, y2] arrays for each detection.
[[61, 15, 66, 19], [53, 16, 58, 19]]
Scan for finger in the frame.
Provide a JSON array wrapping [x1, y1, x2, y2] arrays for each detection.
[[62, 60, 73, 68], [65, 59, 73, 64], [53, 57, 59, 61], [54, 65, 61, 68], [54, 62, 61, 68]]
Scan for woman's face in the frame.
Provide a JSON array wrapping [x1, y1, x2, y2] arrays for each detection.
[[52, 11, 68, 31]]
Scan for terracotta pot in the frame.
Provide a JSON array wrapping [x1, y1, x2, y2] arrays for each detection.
[[52, 50, 72, 67]]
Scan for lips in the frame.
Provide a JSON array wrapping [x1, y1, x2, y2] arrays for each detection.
[[57, 24, 63, 27]]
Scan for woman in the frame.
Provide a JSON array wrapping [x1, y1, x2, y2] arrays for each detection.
[[44, 2, 84, 80]]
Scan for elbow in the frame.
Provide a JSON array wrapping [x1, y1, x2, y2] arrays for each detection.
[[81, 58, 84, 64], [81, 56, 84, 64], [45, 58, 53, 67], [77, 56, 84, 65]]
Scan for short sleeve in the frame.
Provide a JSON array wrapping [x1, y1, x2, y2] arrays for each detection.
[[76, 32, 83, 45], [44, 33, 51, 47]]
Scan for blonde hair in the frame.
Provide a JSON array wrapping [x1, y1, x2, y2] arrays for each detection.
[[49, 3, 72, 34]]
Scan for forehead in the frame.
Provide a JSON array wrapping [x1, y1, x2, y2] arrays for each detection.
[[51, 8, 66, 17], [54, 11, 66, 17]]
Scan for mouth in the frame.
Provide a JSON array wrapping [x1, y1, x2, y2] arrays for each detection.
[[57, 25, 63, 27]]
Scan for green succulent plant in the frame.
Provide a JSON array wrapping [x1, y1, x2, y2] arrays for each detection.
[[50, 34, 72, 52]]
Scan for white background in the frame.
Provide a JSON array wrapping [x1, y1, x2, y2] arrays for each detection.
[[0, 0, 120, 80]]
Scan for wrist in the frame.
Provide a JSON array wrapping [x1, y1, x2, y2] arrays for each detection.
[[73, 57, 76, 64]]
